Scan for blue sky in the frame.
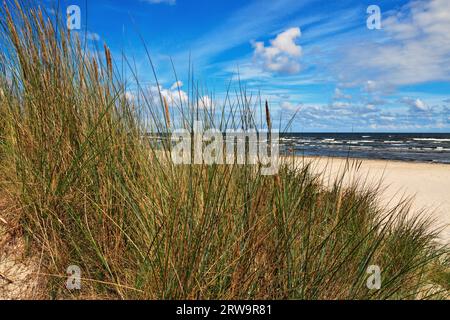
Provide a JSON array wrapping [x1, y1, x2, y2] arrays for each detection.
[[45, 0, 449, 132]]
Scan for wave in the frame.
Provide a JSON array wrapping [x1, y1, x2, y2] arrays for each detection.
[[413, 138, 450, 142], [347, 140, 374, 144]]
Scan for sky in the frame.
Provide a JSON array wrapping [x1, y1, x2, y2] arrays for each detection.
[[42, 0, 450, 132]]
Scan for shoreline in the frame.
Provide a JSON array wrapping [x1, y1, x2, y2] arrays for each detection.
[[284, 153, 450, 166]]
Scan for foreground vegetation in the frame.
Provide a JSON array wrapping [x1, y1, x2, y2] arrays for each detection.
[[0, 2, 448, 299]]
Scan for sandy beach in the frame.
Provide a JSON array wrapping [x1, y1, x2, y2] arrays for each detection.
[[292, 157, 450, 243]]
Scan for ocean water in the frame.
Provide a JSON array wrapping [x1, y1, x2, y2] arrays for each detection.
[[280, 133, 450, 164]]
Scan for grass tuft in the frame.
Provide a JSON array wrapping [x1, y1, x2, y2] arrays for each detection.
[[0, 1, 448, 299]]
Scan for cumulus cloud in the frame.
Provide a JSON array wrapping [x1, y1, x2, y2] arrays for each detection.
[[160, 85, 188, 105], [147, 82, 188, 107], [199, 95, 214, 109], [170, 81, 183, 90], [401, 97, 431, 112], [252, 27, 302, 75], [147, 82, 213, 109]]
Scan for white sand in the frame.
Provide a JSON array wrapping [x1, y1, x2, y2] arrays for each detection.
[[0, 199, 41, 299], [291, 157, 450, 244]]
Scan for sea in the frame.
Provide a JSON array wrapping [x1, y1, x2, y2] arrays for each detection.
[[280, 133, 450, 164]]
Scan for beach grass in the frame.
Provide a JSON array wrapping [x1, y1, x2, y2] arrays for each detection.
[[0, 2, 448, 299]]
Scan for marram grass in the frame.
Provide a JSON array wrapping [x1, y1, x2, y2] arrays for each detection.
[[0, 1, 448, 299]]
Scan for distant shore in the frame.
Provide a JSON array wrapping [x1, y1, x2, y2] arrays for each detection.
[[290, 156, 450, 243]]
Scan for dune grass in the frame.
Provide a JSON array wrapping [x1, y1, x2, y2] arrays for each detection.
[[0, 2, 448, 299]]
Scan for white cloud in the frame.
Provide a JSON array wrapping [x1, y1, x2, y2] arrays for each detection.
[[330, 101, 351, 109], [170, 81, 183, 91], [401, 97, 430, 112], [285, 93, 448, 131], [270, 28, 302, 56], [126, 81, 191, 108], [334, 88, 352, 100], [150, 81, 188, 106], [413, 99, 429, 112], [144, 83, 214, 110], [344, 0, 450, 86], [252, 27, 302, 75], [199, 96, 214, 109], [280, 101, 302, 112], [125, 91, 136, 102]]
